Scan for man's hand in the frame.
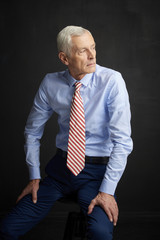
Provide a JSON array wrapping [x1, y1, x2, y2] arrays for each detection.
[[16, 179, 40, 204], [88, 192, 119, 226]]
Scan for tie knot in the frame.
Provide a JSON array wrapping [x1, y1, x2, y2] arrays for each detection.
[[75, 82, 82, 92]]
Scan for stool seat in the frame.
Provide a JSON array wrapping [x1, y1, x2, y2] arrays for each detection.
[[63, 211, 86, 240], [59, 195, 87, 240]]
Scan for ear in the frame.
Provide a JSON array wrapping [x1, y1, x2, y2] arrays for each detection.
[[58, 52, 69, 66]]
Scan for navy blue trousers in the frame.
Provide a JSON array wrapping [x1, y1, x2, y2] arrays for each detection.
[[0, 152, 114, 240]]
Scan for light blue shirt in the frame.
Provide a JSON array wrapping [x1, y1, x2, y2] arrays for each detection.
[[24, 64, 133, 195]]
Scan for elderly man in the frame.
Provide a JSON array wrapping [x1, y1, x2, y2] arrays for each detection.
[[0, 26, 133, 240]]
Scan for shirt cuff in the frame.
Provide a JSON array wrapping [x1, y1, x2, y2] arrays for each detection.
[[28, 166, 41, 180], [99, 177, 117, 196]]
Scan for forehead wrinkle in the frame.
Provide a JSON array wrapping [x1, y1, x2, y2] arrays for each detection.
[[72, 32, 95, 43], [70, 33, 95, 56], [73, 40, 95, 51]]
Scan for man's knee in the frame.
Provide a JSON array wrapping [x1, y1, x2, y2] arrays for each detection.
[[87, 220, 113, 240]]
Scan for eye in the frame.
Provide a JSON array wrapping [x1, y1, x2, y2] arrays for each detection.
[[79, 49, 86, 53]]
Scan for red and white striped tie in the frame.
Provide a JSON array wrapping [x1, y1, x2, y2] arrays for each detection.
[[67, 82, 85, 176]]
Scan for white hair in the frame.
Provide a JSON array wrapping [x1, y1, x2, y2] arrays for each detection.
[[57, 25, 91, 56]]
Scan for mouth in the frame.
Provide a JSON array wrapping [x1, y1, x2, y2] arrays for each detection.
[[87, 62, 96, 67]]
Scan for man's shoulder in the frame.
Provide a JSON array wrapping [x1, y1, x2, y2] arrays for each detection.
[[95, 64, 121, 78], [40, 69, 68, 89], [43, 70, 67, 82], [94, 65, 123, 87], [94, 65, 127, 95]]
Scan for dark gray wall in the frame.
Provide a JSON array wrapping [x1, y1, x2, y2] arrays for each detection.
[[1, 0, 160, 212]]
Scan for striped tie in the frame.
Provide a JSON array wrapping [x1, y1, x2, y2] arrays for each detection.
[[67, 82, 85, 176]]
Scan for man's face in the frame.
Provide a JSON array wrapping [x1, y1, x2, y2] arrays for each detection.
[[65, 32, 96, 80]]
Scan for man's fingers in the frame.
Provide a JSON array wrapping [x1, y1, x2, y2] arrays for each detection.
[[104, 207, 113, 223], [113, 214, 118, 226], [88, 199, 118, 226], [16, 180, 40, 204], [90, 193, 119, 226], [16, 189, 27, 203], [87, 203, 94, 214], [32, 181, 39, 204], [103, 205, 118, 226], [32, 189, 38, 204], [111, 212, 118, 226], [88, 199, 96, 214], [16, 193, 24, 203], [109, 203, 118, 226]]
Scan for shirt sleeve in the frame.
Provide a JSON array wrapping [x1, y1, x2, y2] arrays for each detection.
[[24, 77, 53, 180], [99, 72, 133, 195]]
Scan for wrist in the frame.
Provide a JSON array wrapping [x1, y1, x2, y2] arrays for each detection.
[[30, 179, 40, 184]]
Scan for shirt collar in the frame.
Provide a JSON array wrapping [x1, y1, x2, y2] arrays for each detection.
[[65, 69, 94, 87]]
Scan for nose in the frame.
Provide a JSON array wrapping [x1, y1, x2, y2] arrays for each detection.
[[88, 49, 95, 59]]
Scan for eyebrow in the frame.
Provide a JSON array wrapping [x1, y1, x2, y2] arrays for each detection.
[[91, 43, 96, 47], [78, 43, 96, 50]]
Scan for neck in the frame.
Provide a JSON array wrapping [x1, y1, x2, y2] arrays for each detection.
[[69, 71, 86, 80]]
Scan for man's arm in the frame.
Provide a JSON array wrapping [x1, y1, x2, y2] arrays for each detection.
[[88, 72, 133, 225], [17, 77, 53, 203]]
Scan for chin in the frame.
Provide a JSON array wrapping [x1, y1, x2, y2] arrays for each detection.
[[87, 65, 96, 73]]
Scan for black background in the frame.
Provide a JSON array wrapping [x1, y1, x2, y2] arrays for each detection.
[[1, 0, 160, 213]]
